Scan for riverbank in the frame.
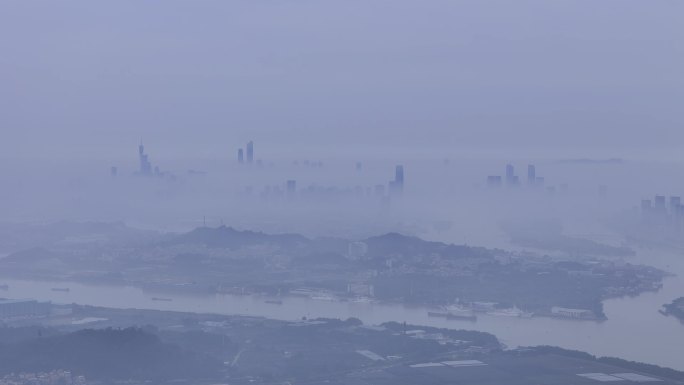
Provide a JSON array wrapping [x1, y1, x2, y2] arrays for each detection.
[[1, 276, 684, 370], [2, 304, 684, 385]]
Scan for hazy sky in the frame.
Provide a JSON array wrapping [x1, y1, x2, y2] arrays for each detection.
[[1, 0, 682, 161]]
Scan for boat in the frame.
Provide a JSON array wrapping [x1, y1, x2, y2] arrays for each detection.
[[311, 294, 336, 302], [349, 297, 374, 304], [51, 287, 70, 292], [151, 297, 173, 302], [446, 312, 478, 321], [428, 305, 477, 321], [445, 306, 477, 321], [265, 299, 283, 305], [486, 306, 532, 318]]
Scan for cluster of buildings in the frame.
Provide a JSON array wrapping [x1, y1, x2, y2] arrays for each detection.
[[250, 164, 405, 204], [0, 370, 87, 385], [237, 140, 255, 165], [640, 195, 684, 228], [550, 306, 595, 319], [137, 141, 176, 178], [103, 137, 421, 209], [486, 163, 576, 197], [111, 141, 174, 179], [487, 164, 545, 188], [109, 141, 177, 179], [114, 140, 262, 177], [0, 299, 51, 319]]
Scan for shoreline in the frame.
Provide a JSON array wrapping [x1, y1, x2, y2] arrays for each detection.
[[0, 273, 625, 322]]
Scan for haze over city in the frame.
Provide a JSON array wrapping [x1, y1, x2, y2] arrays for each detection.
[[0, 1, 683, 384]]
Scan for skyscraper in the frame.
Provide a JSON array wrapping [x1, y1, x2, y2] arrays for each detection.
[[487, 176, 503, 188], [655, 195, 667, 215], [138, 141, 152, 176], [246, 141, 254, 164], [390, 165, 405, 196], [395, 165, 404, 187], [641, 199, 653, 211], [286, 180, 297, 197], [505, 164, 516, 186], [527, 165, 536, 185], [237, 148, 244, 164]]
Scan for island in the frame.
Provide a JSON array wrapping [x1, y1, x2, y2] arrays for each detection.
[[661, 297, 684, 322], [0, 222, 667, 321]]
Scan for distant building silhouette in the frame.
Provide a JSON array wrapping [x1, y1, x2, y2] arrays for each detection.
[[655, 195, 666, 213], [110, 166, 118, 177], [670, 196, 681, 210], [286, 180, 297, 197], [487, 176, 502, 188], [246, 141, 254, 164], [505, 164, 518, 186], [641, 199, 652, 211], [389, 165, 404, 196], [237, 148, 244, 164], [527, 165, 536, 185], [138, 141, 152, 176]]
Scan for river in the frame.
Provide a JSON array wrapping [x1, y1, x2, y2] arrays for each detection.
[[1, 250, 683, 371]]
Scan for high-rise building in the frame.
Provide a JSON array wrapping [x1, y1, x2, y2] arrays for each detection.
[[138, 141, 152, 176], [390, 165, 404, 196], [395, 165, 404, 186], [655, 195, 667, 212], [527, 165, 536, 185], [641, 199, 653, 211], [237, 148, 244, 164], [138, 142, 144, 170], [487, 176, 502, 188], [286, 180, 297, 196], [110, 166, 118, 177], [505, 164, 516, 186], [246, 141, 254, 164], [670, 196, 681, 210]]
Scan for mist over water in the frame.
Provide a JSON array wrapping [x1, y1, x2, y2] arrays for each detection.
[[0, 1, 683, 384]]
